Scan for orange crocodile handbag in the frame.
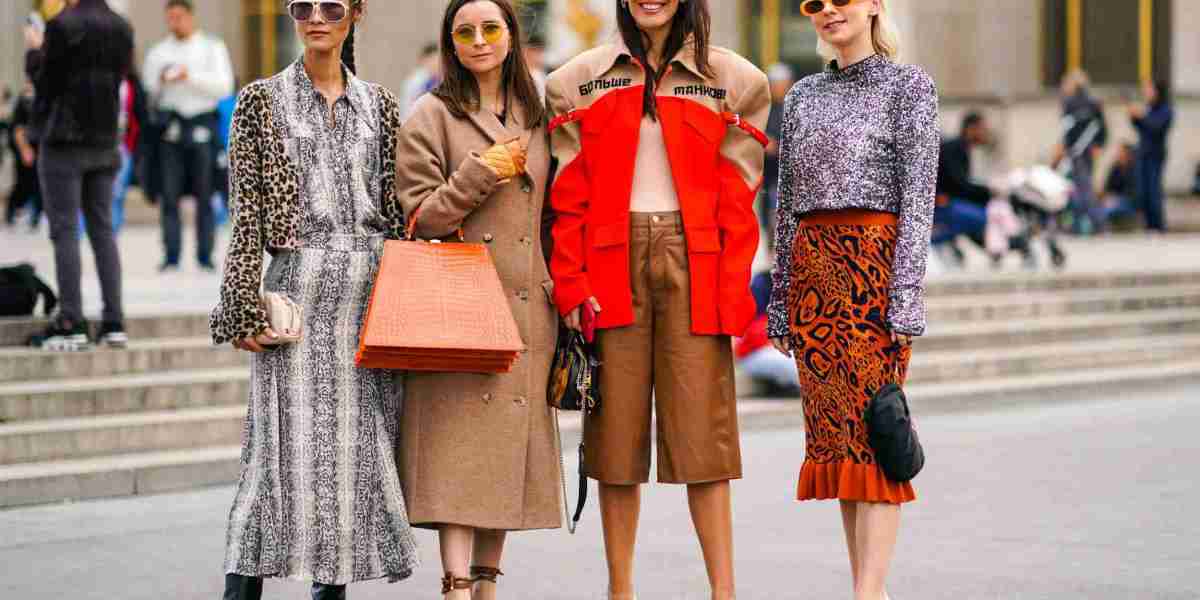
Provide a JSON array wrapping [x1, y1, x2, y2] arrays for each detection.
[[355, 212, 525, 373]]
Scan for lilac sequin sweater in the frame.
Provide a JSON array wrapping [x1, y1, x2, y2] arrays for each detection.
[[767, 54, 939, 338]]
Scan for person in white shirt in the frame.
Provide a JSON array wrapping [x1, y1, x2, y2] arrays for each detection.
[[142, 0, 233, 272]]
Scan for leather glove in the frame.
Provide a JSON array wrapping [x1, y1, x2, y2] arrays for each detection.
[[480, 138, 527, 181]]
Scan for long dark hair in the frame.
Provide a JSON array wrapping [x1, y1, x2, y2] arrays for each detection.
[[616, 0, 713, 120], [432, 0, 546, 129]]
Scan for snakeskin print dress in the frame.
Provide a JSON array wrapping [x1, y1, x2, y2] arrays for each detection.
[[222, 62, 419, 585]]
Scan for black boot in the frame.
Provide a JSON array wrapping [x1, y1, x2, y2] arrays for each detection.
[[311, 583, 347, 600], [222, 574, 263, 600]]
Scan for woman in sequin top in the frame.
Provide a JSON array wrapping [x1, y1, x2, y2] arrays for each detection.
[[767, 2, 938, 600]]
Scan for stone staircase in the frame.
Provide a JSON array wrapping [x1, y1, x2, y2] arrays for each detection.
[[3, 270, 1200, 508]]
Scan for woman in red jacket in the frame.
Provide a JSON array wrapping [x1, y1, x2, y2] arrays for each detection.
[[546, 1, 768, 597]]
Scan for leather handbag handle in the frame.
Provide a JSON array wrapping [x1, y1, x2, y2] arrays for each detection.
[[404, 207, 466, 243]]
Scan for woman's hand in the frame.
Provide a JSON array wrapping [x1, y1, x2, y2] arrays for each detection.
[[24, 25, 43, 50], [564, 297, 602, 332], [480, 138, 526, 181], [233, 327, 278, 353], [770, 336, 792, 356]]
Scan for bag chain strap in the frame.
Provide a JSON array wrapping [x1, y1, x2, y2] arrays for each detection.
[[552, 407, 577, 534]]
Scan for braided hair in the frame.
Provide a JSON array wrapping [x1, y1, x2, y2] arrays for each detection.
[[342, 22, 357, 74], [341, 0, 364, 74]]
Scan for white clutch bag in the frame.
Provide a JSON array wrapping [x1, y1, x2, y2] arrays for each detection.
[[258, 292, 303, 346]]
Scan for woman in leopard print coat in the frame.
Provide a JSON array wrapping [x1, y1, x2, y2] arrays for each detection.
[[211, 2, 419, 598]]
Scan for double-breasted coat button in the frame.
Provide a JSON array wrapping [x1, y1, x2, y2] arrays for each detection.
[[517, 290, 529, 301], [520, 236, 532, 245], [521, 182, 532, 194], [482, 393, 492, 403], [483, 233, 494, 243], [514, 396, 528, 406]]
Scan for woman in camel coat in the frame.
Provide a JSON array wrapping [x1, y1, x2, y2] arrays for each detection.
[[397, 92, 560, 532], [394, 0, 561, 595]]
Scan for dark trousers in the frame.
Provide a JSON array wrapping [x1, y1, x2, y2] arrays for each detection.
[[932, 198, 988, 245], [37, 144, 123, 324], [5, 164, 41, 226], [1137, 154, 1167, 232], [222, 574, 347, 599], [159, 137, 216, 265]]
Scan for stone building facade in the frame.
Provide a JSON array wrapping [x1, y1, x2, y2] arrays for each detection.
[[3, 0, 1196, 190]]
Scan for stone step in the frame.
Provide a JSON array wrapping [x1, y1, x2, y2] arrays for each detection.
[[916, 308, 1200, 352], [0, 338, 245, 383], [0, 406, 245, 465], [907, 334, 1200, 384], [5, 358, 1199, 508], [0, 445, 240, 509], [925, 269, 1200, 297], [0, 368, 248, 423], [925, 284, 1200, 322], [0, 313, 211, 348], [8, 299, 1200, 384]]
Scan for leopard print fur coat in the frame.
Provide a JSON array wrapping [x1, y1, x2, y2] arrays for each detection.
[[210, 64, 405, 345]]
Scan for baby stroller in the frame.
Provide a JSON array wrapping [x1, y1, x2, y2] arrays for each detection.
[[1000, 165, 1073, 269]]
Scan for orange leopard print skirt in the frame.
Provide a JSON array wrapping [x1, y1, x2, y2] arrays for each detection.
[[787, 209, 916, 504]]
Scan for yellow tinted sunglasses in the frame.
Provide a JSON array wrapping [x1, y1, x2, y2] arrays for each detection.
[[452, 21, 507, 46], [800, 0, 858, 17]]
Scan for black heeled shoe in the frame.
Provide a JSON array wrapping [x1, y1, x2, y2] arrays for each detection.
[[311, 583, 347, 600], [222, 574, 263, 600]]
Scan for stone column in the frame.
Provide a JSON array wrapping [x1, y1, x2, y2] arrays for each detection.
[[1173, 0, 1200, 95], [1, 2, 27, 92]]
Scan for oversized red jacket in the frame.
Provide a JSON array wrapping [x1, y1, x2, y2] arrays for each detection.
[[546, 40, 770, 336]]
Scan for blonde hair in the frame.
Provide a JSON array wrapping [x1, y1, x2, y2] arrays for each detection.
[[817, 0, 901, 62]]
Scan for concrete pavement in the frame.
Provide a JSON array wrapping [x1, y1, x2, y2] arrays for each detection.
[[2, 380, 1197, 599]]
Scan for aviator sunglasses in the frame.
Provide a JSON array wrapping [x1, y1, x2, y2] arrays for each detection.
[[800, 0, 858, 17], [452, 21, 508, 46], [287, 1, 350, 23]]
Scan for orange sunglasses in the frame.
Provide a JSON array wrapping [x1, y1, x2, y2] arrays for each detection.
[[800, 0, 858, 17]]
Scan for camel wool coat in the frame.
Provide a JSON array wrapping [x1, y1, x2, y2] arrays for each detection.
[[395, 93, 562, 531]]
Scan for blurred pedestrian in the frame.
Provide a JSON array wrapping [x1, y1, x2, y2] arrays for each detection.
[[1057, 70, 1107, 235], [212, 80, 239, 228], [4, 80, 42, 231], [210, 0, 418, 597], [25, 0, 133, 351], [736, 272, 800, 396], [769, 1, 936, 600], [143, 0, 234, 272], [1129, 80, 1174, 232], [762, 62, 794, 250], [110, 71, 148, 233], [400, 41, 441, 119], [933, 112, 993, 260], [524, 32, 548, 100], [1099, 142, 1139, 227]]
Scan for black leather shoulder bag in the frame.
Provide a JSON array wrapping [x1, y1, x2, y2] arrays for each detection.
[[865, 345, 925, 483]]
